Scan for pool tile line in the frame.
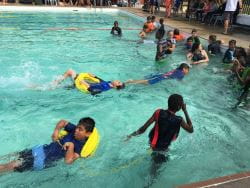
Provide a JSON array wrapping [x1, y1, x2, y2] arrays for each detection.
[[177, 171, 250, 188]]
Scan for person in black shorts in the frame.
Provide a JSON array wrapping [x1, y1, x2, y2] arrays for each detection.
[[111, 21, 122, 36], [126, 94, 193, 185], [0, 118, 97, 173]]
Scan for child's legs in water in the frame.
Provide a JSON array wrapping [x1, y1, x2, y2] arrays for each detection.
[[53, 69, 77, 86]]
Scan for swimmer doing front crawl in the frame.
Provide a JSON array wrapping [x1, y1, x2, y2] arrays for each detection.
[[125, 63, 189, 85], [53, 69, 125, 95]]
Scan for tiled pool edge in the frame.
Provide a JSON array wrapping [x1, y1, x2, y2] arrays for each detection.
[[177, 171, 250, 188]]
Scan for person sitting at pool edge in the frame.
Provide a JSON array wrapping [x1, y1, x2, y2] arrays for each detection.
[[125, 63, 189, 85], [54, 69, 125, 95], [111, 21, 122, 36], [0, 117, 98, 173]]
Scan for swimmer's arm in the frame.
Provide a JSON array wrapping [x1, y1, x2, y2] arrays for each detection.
[[235, 70, 249, 85], [127, 113, 155, 138], [180, 104, 193, 133], [168, 44, 176, 52], [199, 50, 209, 63], [111, 27, 114, 34], [63, 142, 80, 164], [52, 120, 69, 141], [79, 80, 90, 88], [186, 52, 193, 60]]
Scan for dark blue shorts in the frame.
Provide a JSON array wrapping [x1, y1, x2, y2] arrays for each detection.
[[14, 149, 34, 172], [147, 74, 166, 85]]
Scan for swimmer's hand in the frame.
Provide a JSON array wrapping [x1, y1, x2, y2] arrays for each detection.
[[63, 142, 74, 150], [52, 129, 59, 141], [124, 135, 132, 142], [182, 103, 187, 112]]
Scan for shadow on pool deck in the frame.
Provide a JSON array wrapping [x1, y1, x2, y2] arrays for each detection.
[[122, 7, 250, 49]]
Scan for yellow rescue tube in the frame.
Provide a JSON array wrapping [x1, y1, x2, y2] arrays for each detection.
[[74, 73, 100, 93], [58, 127, 100, 158]]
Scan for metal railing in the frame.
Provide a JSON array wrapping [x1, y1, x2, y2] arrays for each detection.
[[242, 0, 250, 15]]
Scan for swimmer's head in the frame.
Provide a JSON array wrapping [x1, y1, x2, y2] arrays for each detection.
[[167, 30, 174, 38], [151, 15, 156, 22], [191, 28, 198, 37], [168, 94, 184, 112], [191, 42, 202, 52], [147, 16, 151, 22], [229, 39, 236, 49], [74, 117, 95, 140], [114, 21, 119, 27], [173, 28, 180, 35], [111, 80, 125, 90], [208, 35, 217, 44], [178, 63, 190, 75], [159, 18, 164, 25]]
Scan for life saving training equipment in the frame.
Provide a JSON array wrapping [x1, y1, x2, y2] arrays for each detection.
[[58, 127, 100, 158], [74, 73, 100, 93]]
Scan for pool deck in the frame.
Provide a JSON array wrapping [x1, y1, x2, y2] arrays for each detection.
[[177, 171, 250, 188], [122, 7, 250, 49]]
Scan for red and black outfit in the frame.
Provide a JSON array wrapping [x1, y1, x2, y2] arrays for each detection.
[[149, 109, 182, 163]]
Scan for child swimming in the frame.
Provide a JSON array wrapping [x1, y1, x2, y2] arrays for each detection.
[[125, 63, 189, 85]]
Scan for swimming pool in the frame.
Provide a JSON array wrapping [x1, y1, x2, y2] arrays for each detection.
[[0, 6, 250, 188]]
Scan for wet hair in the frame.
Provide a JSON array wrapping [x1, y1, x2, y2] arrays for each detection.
[[173, 28, 180, 35], [116, 83, 125, 90], [177, 63, 190, 70], [114, 21, 118, 25], [191, 42, 201, 53], [168, 94, 183, 112], [229, 39, 236, 45], [167, 30, 173, 35], [78, 117, 95, 132], [209, 35, 217, 42], [147, 16, 151, 21], [191, 28, 197, 33], [159, 18, 164, 25]]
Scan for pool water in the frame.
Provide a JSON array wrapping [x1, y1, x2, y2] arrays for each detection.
[[0, 8, 250, 188]]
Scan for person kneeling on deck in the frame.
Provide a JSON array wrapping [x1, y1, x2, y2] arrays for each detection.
[[0, 117, 100, 173], [54, 69, 125, 95]]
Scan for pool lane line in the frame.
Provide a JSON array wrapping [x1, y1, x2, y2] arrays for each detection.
[[44, 27, 141, 31]]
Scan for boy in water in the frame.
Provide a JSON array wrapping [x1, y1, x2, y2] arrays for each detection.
[[111, 21, 122, 36], [223, 39, 236, 64], [125, 63, 189, 85], [186, 29, 200, 50], [53, 69, 125, 95], [126, 94, 193, 184], [208, 35, 223, 55], [0, 118, 96, 173], [155, 30, 176, 61]]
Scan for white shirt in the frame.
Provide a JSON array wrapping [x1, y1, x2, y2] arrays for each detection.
[[225, 0, 239, 11]]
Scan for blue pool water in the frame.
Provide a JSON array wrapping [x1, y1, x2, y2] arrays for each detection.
[[0, 8, 250, 188]]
